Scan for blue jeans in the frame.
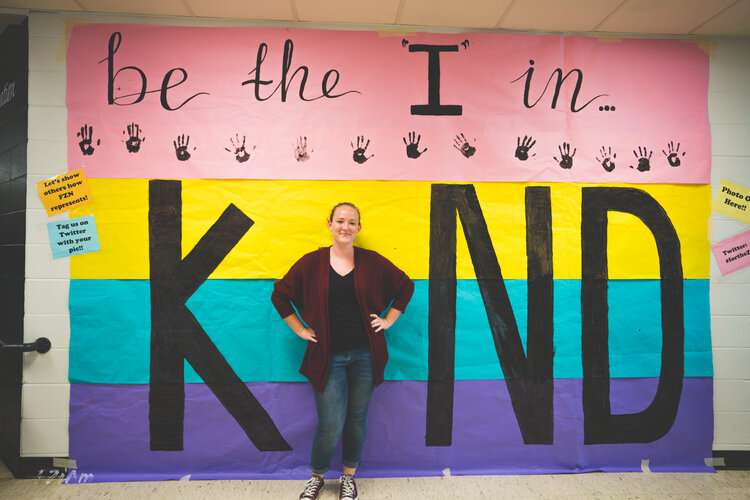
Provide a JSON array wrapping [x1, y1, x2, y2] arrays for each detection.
[[310, 347, 375, 475]]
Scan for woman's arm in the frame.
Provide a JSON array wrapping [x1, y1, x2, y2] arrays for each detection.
[[272, 260, 316, 342], [369, 308, 402, 333], [271, 256, 307, 319], [283, 313, 317, 342], [367, 252, 413, 332], [382, 260, 414, 314]]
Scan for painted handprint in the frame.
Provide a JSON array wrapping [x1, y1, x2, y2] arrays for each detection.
[[77, 124, 100, 156], [351, 136, 373, 164], [295, 136, 311, 162], [123, 123, 144, 153], [515, 135, 536, 161], [453, 133, 476, 158], [173, 134, 192, 161], [403, 131, 427, 159], [596, 146, 616, 172], [662, 141, 685, 167], [630, 146, 652, 172], [224, 134, 255, 163], [553, 142, 576, 169]]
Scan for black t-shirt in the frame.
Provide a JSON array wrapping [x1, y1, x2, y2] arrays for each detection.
[[329, 266, 369, 353]]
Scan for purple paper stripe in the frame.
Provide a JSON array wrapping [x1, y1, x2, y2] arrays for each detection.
[[69, 378, 713, 482]]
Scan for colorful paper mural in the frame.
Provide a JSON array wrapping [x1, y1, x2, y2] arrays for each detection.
[[66, 24, 713, 481]]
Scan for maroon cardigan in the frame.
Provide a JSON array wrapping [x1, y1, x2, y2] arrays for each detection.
[[271, 246, 414, 392]]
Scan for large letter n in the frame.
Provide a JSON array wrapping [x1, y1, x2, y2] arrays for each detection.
[[426, 184, 554, 446]]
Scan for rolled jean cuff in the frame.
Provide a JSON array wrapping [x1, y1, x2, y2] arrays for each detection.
[[310, 465, 329, 475], [342, 458, 361, 470]]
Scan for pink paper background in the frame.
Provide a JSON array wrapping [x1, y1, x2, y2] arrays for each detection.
[[66, 25, 710, 182], [712, 229, 750, 275]]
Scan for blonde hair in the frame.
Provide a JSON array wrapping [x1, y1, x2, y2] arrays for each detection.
[[328, 202, 361, 223]]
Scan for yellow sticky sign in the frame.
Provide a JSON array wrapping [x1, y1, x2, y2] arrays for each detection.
[[37, 168, 93, 216], [713, 179, 750, 225]]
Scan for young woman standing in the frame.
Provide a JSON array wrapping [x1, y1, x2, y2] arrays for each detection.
[[271, 202, 414, 500]]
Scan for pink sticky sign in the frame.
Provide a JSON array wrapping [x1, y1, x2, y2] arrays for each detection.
[[711, 229, 750, 275], [66, 25, 710, 183]]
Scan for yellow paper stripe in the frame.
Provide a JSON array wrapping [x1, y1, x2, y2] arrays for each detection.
[[70, 180, 710, 280]]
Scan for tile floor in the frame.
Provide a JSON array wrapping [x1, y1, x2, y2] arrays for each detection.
[[1, 460, 749, 499]]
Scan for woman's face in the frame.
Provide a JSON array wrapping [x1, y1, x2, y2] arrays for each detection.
[[327, 205, 361, 245]]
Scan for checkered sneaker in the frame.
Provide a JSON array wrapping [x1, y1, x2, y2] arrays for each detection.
[[299, 475, 324, 500], [339, 474, 358, 500]]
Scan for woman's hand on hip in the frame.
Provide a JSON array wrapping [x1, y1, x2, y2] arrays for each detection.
[[370, 314, 391, 333], [297, 326, 317, 342]]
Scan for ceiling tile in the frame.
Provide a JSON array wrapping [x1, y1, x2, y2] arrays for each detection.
[[399, 0, 513, 29], [499, 0, 622, 32], [77, 0, 192, 17], [189, 0, 295, 21], [692, 0, 750, 36], [596, 0, 736, 34], [0, 0, 82, 10], [3, 0, 750, 37], [296, 0, 400, 24]]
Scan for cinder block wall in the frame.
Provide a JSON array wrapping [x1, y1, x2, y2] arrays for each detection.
[[707, 37, 750, 458]]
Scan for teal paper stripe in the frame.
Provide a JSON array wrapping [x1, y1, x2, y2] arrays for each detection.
[[69, 279, 711, 384]]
